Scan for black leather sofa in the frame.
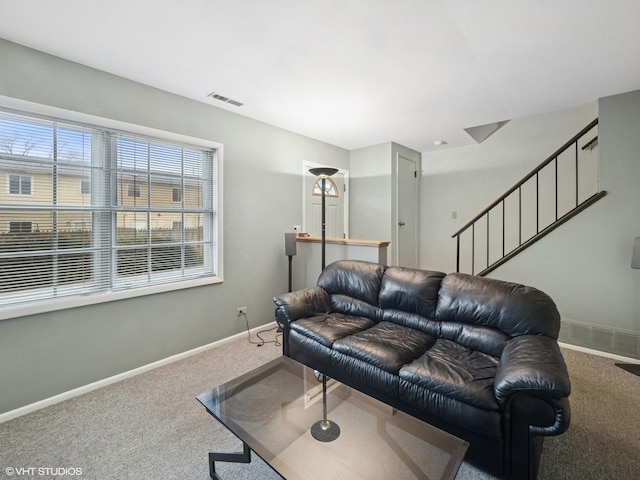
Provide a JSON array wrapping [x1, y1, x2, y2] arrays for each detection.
[[273, 260, 571, 479]]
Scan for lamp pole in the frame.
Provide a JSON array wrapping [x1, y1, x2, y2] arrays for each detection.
[[308, 167, 338, 271], [308, 167, 342, 443]]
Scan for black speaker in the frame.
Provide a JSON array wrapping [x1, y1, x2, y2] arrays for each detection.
[[285, 232, 297, 256]]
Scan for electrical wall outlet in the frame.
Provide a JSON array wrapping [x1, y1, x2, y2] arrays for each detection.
[[236, 306, 247, 316]]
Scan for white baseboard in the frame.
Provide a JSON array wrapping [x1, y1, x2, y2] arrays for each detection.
[[559, 341, 640, 364], [5, 327, 632, 425], [0, 323, 278, 424]]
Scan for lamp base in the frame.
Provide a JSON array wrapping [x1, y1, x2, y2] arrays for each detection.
[[311, 419, 341, 442], [615, 363, 640, 376]]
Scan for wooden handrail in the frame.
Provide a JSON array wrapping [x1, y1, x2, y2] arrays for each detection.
[[452, 118, 599, 238]]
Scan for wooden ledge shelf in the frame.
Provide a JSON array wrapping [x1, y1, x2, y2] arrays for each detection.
[[296, 236, 390, 248]]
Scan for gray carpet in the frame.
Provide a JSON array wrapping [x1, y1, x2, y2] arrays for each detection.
[[0, 332, 638, 479]]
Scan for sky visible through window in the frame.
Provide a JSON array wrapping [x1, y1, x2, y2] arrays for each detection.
[[1, 115, 204, 177]]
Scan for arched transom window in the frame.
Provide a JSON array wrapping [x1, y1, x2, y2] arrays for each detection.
[[312, 177, 339, 197]]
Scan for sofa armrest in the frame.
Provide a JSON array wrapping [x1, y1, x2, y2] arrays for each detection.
[[273, 286, 331, 328], [495, 336, 571, 437], [495, 335, 571, 406]]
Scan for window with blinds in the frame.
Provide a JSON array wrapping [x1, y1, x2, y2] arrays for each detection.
[[0, 109, 219, 312]]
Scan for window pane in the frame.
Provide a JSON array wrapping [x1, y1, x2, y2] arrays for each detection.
[[57, 127, 92, 167], [59, 213, 93, 248], [0, 115, 53, 159], [149, 143, 182, 175], [116, 212, 148, 245], [20, 176, 31, 195], [116, 137, 148, 171], [184, 179, 203, 208], [117, 248, 149, 277], [1, 210, 52, 242], [80, 179, 90, 195], [185, 244, 204, 268], [185, 213, 204, 241], [127, 183, 141, 198], [116, 137, 148, 207], [149, 174, 182, 207], [151, 245, 182, 273], [149, 213, 182, 240], [0, 255, 53, 294], [8, 175, 20, 194], [58, 252, 93, 286], [0, 210, 95, 294], [8, 221, 32, 233], [183, 149, 203, 177]]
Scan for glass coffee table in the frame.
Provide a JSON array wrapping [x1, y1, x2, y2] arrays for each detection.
[[197, 356, 468, 479]]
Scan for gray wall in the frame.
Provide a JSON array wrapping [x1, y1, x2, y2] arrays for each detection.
[[421, 92, 640, 355], [349, 141, 421, 265], [0, 39, 349, 414], [349, 142, 393, 241], [421, 102, 598, 273]]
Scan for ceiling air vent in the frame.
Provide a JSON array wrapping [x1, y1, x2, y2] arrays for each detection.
[[207, 92, 243, 107]]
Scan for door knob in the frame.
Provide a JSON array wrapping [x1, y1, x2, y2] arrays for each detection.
[[399, 221, 406, 226]]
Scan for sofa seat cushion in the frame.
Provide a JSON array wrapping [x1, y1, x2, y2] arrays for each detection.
[[398, 339, 502, 438], [399, 339, 500, 411], [333, 321, 436, 374], [289, 313, 376, 348]]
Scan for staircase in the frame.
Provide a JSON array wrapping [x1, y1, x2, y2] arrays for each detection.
[[452, 119, 606, 276]]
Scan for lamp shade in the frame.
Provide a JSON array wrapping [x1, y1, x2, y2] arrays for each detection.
[[308, 167, 338, 177], [632, 237, 640, 269]]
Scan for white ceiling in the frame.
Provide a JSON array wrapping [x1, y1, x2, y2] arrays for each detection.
[[1, 0, 639, 152]]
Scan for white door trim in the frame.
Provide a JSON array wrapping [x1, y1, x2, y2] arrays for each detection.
[[302, 161, 349, 238]]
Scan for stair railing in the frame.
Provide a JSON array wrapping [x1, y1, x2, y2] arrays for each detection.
[[452, 119, 606, 276]]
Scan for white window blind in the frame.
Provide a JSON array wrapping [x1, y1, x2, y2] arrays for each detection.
[[0, 109, 219, 312]]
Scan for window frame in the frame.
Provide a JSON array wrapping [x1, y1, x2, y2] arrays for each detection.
[[172, 187, 182, 203], [8, 221, 33, 233], [8, 174, 33, 195], [0, 99, 223, 321], [127, 183, 141, 198], [80, 179, 90, 195], [312, 176, 339, 198]]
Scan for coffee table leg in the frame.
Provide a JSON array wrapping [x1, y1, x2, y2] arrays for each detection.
[[208, 441, 251, 479]]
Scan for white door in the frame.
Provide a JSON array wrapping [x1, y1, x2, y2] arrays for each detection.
[[304, 166, 346, 238], [396, 155, 418, 267]]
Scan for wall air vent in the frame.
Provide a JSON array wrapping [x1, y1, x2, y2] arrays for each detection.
[[207, 92, 243, 107]]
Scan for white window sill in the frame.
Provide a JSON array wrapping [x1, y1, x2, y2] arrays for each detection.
[[0, 276, 223, 322]]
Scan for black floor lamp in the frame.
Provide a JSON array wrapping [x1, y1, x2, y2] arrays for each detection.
[[615, 237, 640, 376], [308, 166, 340, 442], [308, 167, 338, 271]]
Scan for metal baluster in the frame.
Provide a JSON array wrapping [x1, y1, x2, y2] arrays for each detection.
[[555, 157, 558, 221], [518, 186, 522, 246], [575, 141, 579, 207], [486, 212, 490, 270], [456, 234, 460, 273], [471, 223, 475, 275], [536, 171, 540, 235], [502, 199, 505, 258]]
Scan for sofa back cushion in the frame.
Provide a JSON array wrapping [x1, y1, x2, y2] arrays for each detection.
[[317, 260, 385, 308], [436, 273, 561, 339], [379, 266, 445, 319]]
